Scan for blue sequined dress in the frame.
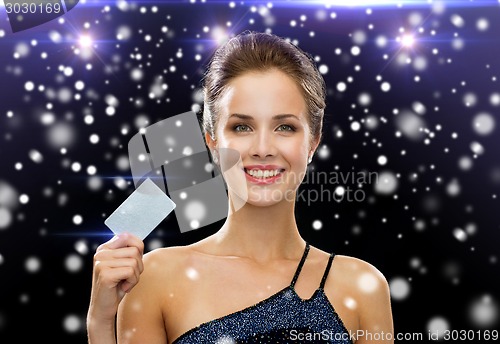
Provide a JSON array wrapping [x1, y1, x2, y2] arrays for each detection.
[[172, 243, 353, 344]]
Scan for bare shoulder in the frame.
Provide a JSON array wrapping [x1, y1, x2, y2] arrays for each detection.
[[119, 245, 199, 317], [117, 246, 196, 343], [331, 254, 390, 299], [143, 245, 191, 265], [330, 254, 393, 332], [333, 255, 388, 286], [141, 245, 195, 281]]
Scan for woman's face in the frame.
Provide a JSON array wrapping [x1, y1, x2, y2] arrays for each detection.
[[207, 69, 319, 207]]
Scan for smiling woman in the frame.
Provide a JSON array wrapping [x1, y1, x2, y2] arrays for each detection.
[[210, 69, 314, 206], [87, 31, 394, 344]]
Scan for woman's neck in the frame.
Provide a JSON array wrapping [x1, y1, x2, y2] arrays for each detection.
[[208, 197, 305, 262]]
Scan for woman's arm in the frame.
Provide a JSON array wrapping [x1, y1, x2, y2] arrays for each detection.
[[87, 233, 145, 344], [355, 262, 394, 344], [116, 249, 168, 344]]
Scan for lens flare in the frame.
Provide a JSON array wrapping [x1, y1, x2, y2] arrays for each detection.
[[79, 35, 92, 48], [401, 34, 415, 47]]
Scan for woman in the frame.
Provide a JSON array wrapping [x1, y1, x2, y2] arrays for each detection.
[[87, 31, 394, 344]]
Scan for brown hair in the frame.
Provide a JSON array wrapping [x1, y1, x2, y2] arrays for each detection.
[[201, 31, 326, 144]]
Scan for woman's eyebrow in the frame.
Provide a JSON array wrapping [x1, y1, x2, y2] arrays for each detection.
[[229, 113, 253, 120], [272, 114, 300, 121], [229, 113, 300, 120]]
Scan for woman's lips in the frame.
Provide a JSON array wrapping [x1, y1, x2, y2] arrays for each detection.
[[243, 167, 285, 184]]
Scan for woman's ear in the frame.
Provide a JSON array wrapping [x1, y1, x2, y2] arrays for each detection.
[[310, 134, 321, 157], [205, 131, 216, 151]]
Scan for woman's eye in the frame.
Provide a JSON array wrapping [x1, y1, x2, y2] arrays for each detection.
[[277, 124, 295, 132], [234, 124, 251, 132]]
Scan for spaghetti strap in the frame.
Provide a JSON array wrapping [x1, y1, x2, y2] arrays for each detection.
[[319, 253, 335, 290], [290, 242, 310, 288]]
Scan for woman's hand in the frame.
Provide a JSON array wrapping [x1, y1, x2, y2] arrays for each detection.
[[87, 233, 144, 341]]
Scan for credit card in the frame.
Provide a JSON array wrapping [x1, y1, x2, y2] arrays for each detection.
[[104, 178, 176, 240]]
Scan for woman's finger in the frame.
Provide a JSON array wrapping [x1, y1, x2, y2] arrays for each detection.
[[97, 233, 144, 254], [95, 265, 139, 290], [94, 247, 144, 272]]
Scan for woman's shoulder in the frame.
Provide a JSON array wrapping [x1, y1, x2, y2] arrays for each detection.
[[130, 244, 202, 298], [330, 253, 390, 302], [141, 240, 217, 276], [145, 244, 191, 258], [334, 254, 388, 281], [142, 244, 197, 272], [312, 246, 389, 295]]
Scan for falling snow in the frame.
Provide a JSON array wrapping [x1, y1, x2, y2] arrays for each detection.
[[0, 1, 499, 341]]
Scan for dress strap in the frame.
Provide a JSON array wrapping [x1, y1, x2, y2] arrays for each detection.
[[319, 253, 335, 290], [290, 242, 310, 288]]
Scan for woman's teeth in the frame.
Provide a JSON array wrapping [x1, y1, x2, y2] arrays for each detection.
[[245, 169, 282, 178]]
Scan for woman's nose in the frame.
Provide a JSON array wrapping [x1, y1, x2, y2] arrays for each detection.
[[249, 130, 277, 159]]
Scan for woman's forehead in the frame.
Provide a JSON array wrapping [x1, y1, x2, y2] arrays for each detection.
[[218, 70, 307, 119]]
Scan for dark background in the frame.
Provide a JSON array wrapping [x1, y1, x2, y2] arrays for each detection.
[[0, 0, 499, 342]]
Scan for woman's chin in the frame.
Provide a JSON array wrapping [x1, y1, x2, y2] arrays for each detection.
[[244, 189, 294, 207], [227, 186, 298, 211]]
